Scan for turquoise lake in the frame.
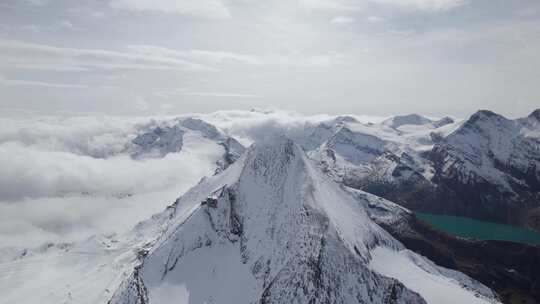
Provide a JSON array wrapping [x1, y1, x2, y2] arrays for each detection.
[[415, 213, 540, 246]]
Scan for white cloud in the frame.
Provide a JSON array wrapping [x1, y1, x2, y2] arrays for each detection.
[[133, 96, 150, 111], [300, 0, 466, 12], [179, 91, 261, 98], [0, 39, 217, 72], [109, 0, 231, 19], [366, 16, 384, 23], [371, 0, 467, 11], [58, 20, 74, 30], [127, 45, 264, 65], [267, 52, 347, 68], [22, 0, 49, 6], [299, 0, 364, 12], [0, 115, 224, 247], [202, 109, 387, 145], [0, 78, 88, 89], [20, 25, 41, 33], [330, 15, 355, 24], [20, 20, 74, 34]]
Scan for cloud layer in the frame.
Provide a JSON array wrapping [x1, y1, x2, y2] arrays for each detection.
[[110, 0, 232, 19], [0, 115, 224, 247], [2, 0, 539, 118]]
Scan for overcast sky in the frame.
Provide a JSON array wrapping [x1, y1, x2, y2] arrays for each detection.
[[1, 0, 539, 118]]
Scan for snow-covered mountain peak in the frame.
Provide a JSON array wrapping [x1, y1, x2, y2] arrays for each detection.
[[432, 116, 455, 128], [106, 137, 501, 304], [333, 115, 359, 124], [131, 124, 186, 158], [429, 109, 540, 211], [179, 117, 222, 140], [111, 137, 423, 303], [383, 114, 432, 128], [127, 118, 245, 172], [323, 125, 387, 165], [527, 108, 540, 121], [462, 110, 509, 128]]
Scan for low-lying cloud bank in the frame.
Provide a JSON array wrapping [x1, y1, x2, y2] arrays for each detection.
[[202, 109, 387, 145], [0, 114, 223, 247], [0, 109, 385, 248]]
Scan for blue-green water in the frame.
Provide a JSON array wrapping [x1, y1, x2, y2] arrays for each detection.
[[416, 213, 540, 246]]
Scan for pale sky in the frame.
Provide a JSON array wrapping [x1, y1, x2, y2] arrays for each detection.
[[1, 0, 539, 118]]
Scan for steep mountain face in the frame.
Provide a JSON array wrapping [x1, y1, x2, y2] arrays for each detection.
[[306, 115, 453, 214], [428, 110, 540, 228], [109, 138, 498, 304]]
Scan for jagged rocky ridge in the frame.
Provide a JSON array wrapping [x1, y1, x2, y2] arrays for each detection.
[[1, 110, 537, 304], [301, 110, 540, 231], [428, 110, 540, 228], [109, 138, 499, 304], [129, 117, 244, 171]]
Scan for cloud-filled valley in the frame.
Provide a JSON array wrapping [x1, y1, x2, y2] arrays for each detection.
[[0, 114, 225, 247]]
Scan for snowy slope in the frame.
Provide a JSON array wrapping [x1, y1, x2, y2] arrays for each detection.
[[431, 110, 540, 195], [0, 202, 177, 304], [128, 117, 245, 170], [303, 114, 460, 200], [0, 115, 245, 249], [428, 109, 540, 224], [108, 137, 499, 304], [2, 109, 531, 304], [267, 109, 539, 228]]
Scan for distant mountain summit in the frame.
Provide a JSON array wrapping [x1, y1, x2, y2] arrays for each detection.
[[301, 110, 540, 232], [129, 117, 245, 171], [429, 109, 540, 228], [382, 114, 433, 128]]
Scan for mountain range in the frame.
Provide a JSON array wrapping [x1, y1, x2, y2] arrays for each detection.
[[1, 109, 539, 304]]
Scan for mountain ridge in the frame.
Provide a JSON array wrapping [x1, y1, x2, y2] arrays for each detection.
[[108, 137, 498, 304]]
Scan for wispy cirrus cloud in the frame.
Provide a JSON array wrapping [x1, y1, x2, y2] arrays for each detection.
[[0, 39, 217, 72], [109, 0, 231, 19], [179, 91, 261, 98], [126, 45, 264, 66], [330, 15, 355, 25], [0, 76, 88, 89], [300, 0, 466, 12], [299, 0, 365, 12], [371, 0, 467, 11]]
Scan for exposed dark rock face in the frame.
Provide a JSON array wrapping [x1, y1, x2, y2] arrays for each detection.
[[131, 125, 185, 158], [352, 188, 539, 304], [108, 265, 149, 304], [372, 210, 540, 304]]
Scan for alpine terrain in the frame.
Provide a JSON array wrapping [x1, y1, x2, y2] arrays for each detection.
[[1, 109, 538, 304]]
